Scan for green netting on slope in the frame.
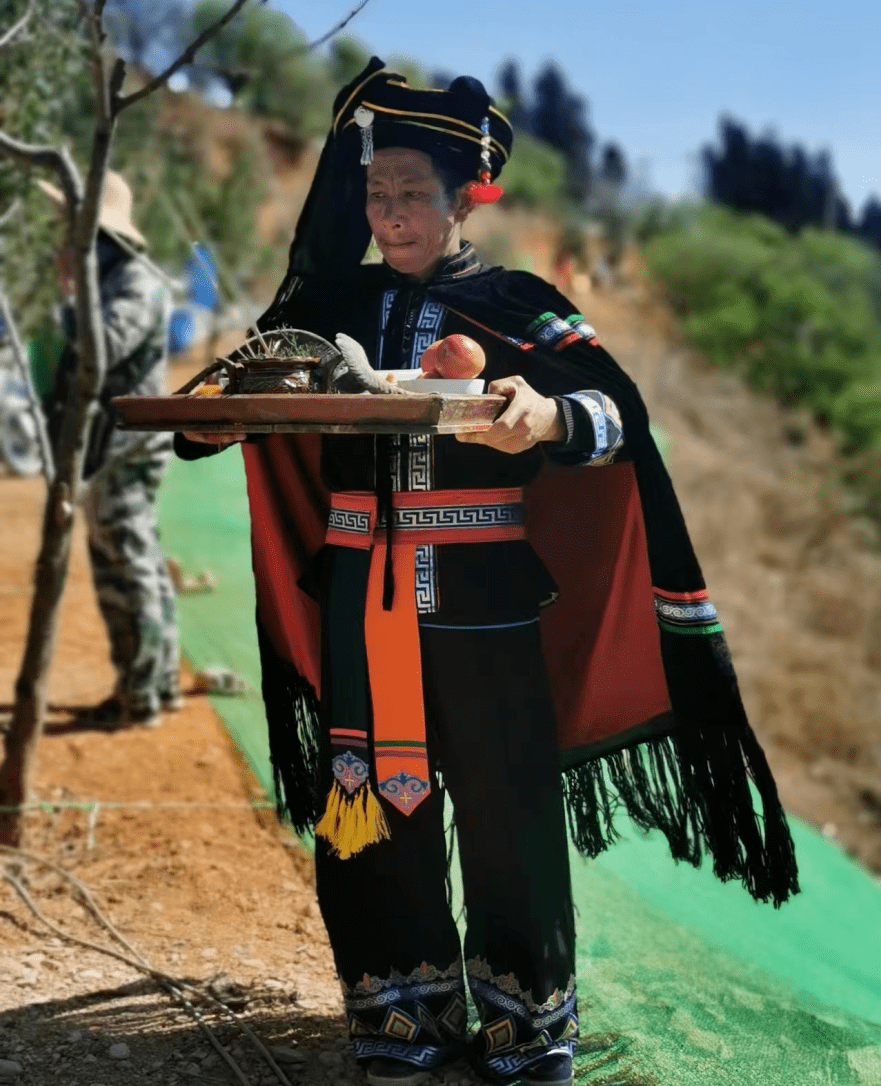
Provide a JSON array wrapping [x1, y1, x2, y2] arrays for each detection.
[[158, 449, 270, 789], [159, 449, 881, 1085]]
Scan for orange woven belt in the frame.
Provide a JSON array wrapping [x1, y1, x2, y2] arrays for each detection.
[[323, 488, 525, 826], [326, 487, 527, 548]]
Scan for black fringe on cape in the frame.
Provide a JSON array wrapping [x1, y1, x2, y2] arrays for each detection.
[[258, 618, 799, 907], [256, 615, 323, 836], [562, 716, 800, 908]]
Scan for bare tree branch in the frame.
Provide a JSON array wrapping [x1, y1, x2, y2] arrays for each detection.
[[0, 199, 21, 230], [0, 0, 36, 52], [0, 134, 83, 227], [115, 0, 259, 113], [77, 0, 110, 125], [305, 0, 371, 51], [0, 286, 56, 484]]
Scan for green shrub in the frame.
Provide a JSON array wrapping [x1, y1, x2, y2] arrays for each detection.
[[645, 205, 881, 458], [500, 131, 568, 208]]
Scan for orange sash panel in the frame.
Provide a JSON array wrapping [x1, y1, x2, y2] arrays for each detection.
[[364, 542, 430, 815], [327, 488, 526, 819]]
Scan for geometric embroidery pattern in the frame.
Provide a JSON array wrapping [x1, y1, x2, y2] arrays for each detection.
[[466, 956, 576, 1016], [352, 1040, 443, 1067], [409, 435, 438, 615], [345, 959, 464, 1011], [560, 1015, 579, 1041], [484, 1015, 517, 1053], [344, 960, 466, 1070], [414, 542, 438, 614], [408, 435, 432, 490], [379, 501, 525, 533], [327, 506, 372, 536], [348, 1015, 378, 1037], [465, 957, 578, 1080], [376, 288, 398, 365], [412, 299, 445, 368], [653, 587, 723, 636], [382, 1007, 420, 1042], [377, 292, 442, 614], [437, 993, 468, 1036], [415, 1003, 443, 1042]]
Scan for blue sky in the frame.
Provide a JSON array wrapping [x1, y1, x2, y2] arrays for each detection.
[[274, 0, 880, 214]]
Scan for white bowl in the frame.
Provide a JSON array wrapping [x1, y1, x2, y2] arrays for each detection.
[[398, 377, 485, 395]]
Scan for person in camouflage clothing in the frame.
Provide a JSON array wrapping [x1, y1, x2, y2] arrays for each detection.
[[42, 171, 180, 729]]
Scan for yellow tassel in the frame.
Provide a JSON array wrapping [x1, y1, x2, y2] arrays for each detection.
[[314, 781, 390, 860]]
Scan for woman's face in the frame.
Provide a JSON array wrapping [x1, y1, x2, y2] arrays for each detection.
[[365, 147, 468, 280]]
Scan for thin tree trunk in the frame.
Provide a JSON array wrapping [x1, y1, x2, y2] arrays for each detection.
[[0, 20, 117, 848], [0, 484, 76, 845]]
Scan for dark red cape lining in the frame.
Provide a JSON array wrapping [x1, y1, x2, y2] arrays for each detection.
[[242, 434, 672, 754]]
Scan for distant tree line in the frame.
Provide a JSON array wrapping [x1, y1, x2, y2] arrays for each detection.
[[704, 116, 881, 252], [100, 2, 632, 213], [495, 59, 628, 208]]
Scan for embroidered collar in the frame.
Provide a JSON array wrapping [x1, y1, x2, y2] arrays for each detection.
[[383, 242, 482, 286]]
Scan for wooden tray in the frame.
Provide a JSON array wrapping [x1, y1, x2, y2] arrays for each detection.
[[111, 392, 508, 435]]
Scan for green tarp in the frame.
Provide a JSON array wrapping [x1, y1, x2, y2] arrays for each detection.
[[160, 450, 881, 1085]]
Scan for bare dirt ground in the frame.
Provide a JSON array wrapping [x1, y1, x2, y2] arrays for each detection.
[[2, 258, 881, 1086]]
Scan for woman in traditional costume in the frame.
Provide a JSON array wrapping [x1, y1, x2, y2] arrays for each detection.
[[177, 59, 799, 1086]]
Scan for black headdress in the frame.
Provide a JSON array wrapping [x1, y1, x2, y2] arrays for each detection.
[[259, 58, 513, 324]]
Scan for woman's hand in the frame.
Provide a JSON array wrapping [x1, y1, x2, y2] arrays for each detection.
[[456, 376, 565, 454]]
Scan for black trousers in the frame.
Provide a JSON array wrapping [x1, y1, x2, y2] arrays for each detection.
[[315, 586, 578, 1079]]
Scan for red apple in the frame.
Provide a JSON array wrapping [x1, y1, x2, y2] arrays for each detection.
[[420, 335, 485, 379]]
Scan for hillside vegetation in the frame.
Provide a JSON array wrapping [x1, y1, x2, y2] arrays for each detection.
[[645, 205, 881, 526]]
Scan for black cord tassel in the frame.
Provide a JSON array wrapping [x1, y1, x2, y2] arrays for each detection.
[[376, 435, 396, 610]]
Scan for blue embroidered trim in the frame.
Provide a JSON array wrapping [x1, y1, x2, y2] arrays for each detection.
[[654, 596, 719, 625], [412, 299, 445, 368], [469, 978, 578, 1030], [376, 288, 397, 364], [565, 314, 597, 339], [352, 1039, 449, 1067], [566, 390, 624, 464], [531, 314, 576, 347], [485, 1042, 577, 1078]]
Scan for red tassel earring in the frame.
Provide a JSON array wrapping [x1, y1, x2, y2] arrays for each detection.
[[464, 116, 503, 204]]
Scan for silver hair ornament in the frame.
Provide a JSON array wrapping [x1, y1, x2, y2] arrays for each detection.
[[355, 106, 375, 166]]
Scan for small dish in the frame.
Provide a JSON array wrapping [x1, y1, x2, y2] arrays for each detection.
[[398, 377, 485, 395]]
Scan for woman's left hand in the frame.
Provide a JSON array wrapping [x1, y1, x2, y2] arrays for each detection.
[[456, 376, 565, 454]]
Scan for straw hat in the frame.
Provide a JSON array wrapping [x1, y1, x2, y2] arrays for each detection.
[[36, 170, 148, 249]]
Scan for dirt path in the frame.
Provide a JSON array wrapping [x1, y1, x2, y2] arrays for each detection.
[[2, 272, 881, 1085], [0, 472, 356, 1086]]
